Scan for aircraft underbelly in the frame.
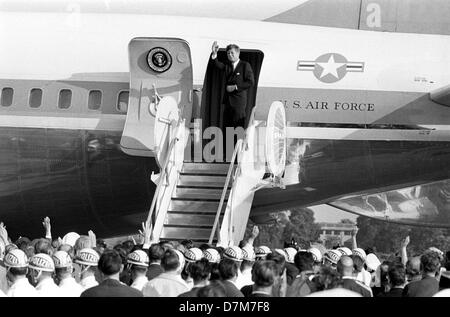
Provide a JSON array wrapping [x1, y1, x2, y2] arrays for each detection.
[[0, 126, 157, 240]]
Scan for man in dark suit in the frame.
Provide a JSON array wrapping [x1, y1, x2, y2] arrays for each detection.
[[145, 243, 164, 281], [81, 249, 143, 297], [247, 260, 277, 297], [211, 41, 255, 130], [378, 263, 406, 297], [218, 258, 244, 297]]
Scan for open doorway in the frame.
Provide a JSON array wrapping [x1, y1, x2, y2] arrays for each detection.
[[200, 49, 264, 131]]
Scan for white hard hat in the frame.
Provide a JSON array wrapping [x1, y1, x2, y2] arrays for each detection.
[[337, 247, 353, 256], [184, 248, 204, 263], [241, 246, 256, 262], [4, 249, 28, 268], [352, 248, 367, 261], [284, 247, 297, 264], [203, 248, 221, 263], [223, 246, 243, 262], [308, 247, 323, 263], [75, 248, 99, 266], [324, 250, 341, 265], [127, 250, 149, 267], [365, 253, 381, 271], [62, 232, 80, 247], [274, 248, 288, 261], [52, 251, 72, 268], [255, 246, 272, 258], [29, 253, 55, 272]]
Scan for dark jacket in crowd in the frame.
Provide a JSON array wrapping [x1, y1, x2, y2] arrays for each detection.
[[341, 277, 372, 297], [80, 278, 143, 297], [221, 280, 244, 297], [146, 263, 164, 281], [402, 276, 439, 297]]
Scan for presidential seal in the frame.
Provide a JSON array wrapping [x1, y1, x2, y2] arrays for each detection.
[[147, 47, 172, 73]]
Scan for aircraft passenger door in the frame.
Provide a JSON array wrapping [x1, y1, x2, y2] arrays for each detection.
[[120, 38, 193, 164]]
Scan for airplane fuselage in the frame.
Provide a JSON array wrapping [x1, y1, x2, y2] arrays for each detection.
[[1, 12, 449, 238]]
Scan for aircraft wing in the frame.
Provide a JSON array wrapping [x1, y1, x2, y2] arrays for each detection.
[[430, 84, 450, 107], [328, 179, 450, 228]]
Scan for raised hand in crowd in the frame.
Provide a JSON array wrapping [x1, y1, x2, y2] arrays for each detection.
[[88, 230, 96, 248], [42, 216, 51, 240]]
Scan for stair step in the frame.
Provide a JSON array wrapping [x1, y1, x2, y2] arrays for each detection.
[[178, 175, 229, 187], [165, 213, 223, 227], [173, 188, 230, 200], [182, 163, 231, 175], [160, 227, 213, 240], [168, 200, 221, 213]]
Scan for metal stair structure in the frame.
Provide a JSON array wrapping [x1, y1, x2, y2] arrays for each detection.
[[159, 161, 232, 242]]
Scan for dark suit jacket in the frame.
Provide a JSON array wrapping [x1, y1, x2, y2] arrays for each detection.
[[80, 278, 143, 297], [146, 263, 164, 281], [378, 287, 404, 297], [403, 276, 439, 297], [248, 292, 271, 297], [222, 280, 244, 297], [212, 57, 254, 120]]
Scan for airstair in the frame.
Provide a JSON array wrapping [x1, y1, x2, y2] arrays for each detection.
[[120, 37, 287, 246]]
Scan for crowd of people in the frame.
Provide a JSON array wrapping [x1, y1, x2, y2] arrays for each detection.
[[0, 217, 449, 297]]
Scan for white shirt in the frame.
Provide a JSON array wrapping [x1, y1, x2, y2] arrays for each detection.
[[356, 268, 372, 287], [59, 277, 83, 297], [35, 278, 60, 297], [79, 275, 98, 290], [232, 59, 240, 71], [236, 269, 253, 290], [143, 272, 190, 297], [7, 277, 38, 297], [131, 275, 148, 292]]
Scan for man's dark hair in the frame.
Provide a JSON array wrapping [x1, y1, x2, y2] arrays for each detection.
[[148, 243, 164, 262], [15, 237, 31, 250], [189, 258, 211, 283], [315, 266, 341, 291], [9, 267, 28, 276], [421, 251, 441, 274], [226, 44, 240, 53], [266, 252, 286, 276], [197, 281, 226, 297], [388, 263, 406, 287], [113, 245, 128, 265], [252, 260, 277, 287], [161, 249, 180, 271], [98, 249, 122, 276], [218, 258, 239, 280], [209, 262, 221, 281], [34, 238, 53, 255], [294, 251, 314, 272], [122, 240, 134, 253], [180, 240, 194, 249]]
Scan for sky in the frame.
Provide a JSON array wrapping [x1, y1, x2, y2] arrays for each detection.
[[309, 204, 358, 223]]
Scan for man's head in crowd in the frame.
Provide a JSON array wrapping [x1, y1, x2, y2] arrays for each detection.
[[98, 249, 123, 278], [28, 253, 55, 286], [252, 260, 278, 293], [34, 238, 53, 256], [316, 266, 341, 291], [219, 258, 239, 282], [188, 258, 211, 286], [406, 256, 421, 281], [148, 243, 164, 264], [388, 263, 406, 288], [74, 236, 94, 255], [351, 254, 365, 273], [294, 251, 314, 273], [337, 255, 354, 277], [421, 251, 441, 276], [161, 249, 184, 274]]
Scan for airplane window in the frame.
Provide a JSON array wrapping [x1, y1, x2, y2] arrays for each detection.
[[58, 89, 72, 109], [117, 90, 129, 113], [29, 88, 42, 108], [1, 87, 13, 107], [88, 90, 102, 110]]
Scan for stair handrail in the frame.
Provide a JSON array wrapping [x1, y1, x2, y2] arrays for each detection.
[[145, 121, 181, 230], [208, 138, 243, 244]]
